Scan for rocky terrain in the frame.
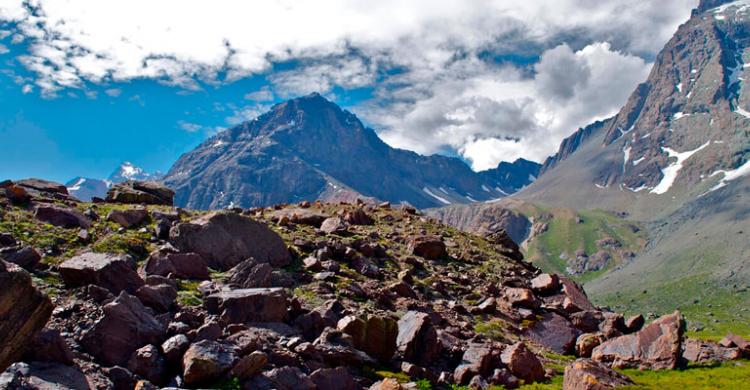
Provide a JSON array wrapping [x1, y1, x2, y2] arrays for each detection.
[[1, 177, 748, 390], [163, 93, 540, 210], [66, 162, 164, 202]]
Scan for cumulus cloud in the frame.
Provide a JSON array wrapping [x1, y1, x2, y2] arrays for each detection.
[[0, 0, 696, 168]]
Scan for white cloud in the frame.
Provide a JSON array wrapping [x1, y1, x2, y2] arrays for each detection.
[[177, 121, 202, 133], [0, 0, 695, 167]]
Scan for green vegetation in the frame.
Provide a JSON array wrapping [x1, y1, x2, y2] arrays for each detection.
[[177, 280, 203, 307], [620, 361, 750, 389], [521, 206, 645, 283]]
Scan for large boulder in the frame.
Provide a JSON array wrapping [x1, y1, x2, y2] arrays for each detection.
[[1, 362, 96, 390], [0, 261, 53, 372], [396, 311, 440, 366], [408, 235, 447, 259], [454, 343, 493, 384], [265, 366, 316, 390], [500, 342, 545, 384], [107, 208, 149, 228], [524, 312, 580, 354], [337, 314, 398, 363], [106, 181, 174, 206], [81, 292, 166, 366], [59, 252, 144, 294], [169, 212, 291, 270], [563, 358, 633, 390], [34, 204, 91, 229], [310, 367, 358, 390], [0, 246, 41, 270], [591, 311, 685, 370], [226, 260, 273, 288], [182, 340, 237, 386], [204, 288, 288, 324], [141, 249, 209, 280], [682, 338, 741, 364]]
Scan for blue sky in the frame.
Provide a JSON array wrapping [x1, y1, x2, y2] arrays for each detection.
[[0, 1, 697, 183]]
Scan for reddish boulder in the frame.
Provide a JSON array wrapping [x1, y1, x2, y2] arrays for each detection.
[[182, 340, 237, 386], [624, 314, 645, 334], [59, 252, 144, 294], [227, 260, 273, 288], [396, 311, 440, 365], [106, 181, 174, 206], [24, 328, 75, 365], [682, 338, 741, 364], [575, 333, 606, 358], [265, 366, 316, 390], [343, 208, 374, 225], [231, 351, 267, 380], [524, 312, 580, 354], [505, 287, 539, 308], [500, 342, 545, 384], [34, 204, 91, 229], [204, 288, 288, 323], [161, 334, 190, 365], [0, 261, 54, 372], [530, 273, 560, 294], [127, 344, 167, 385], [408, 235, 447, 259], [135, 284, 177, 313], [142, 250, 209, 280], [563, 358, 633, 390], [0, 246, 41, 270], [320, 216, 348, 234], [107, 208, 149, 228], [81, 292, 166, 366], [310, 367, 358, 390], [454, 343, 493, 384], [170, 212, 291, 270], [591, 311, 685, 370], [337, 314, 398, 363]]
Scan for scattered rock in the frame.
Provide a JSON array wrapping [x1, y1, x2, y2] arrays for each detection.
[[682, 338, 741, 364], [170, 212, 291, 270], [530, 273, 560, 295], [182, 340, 237, 386], [454, 343, 492, 384], [338, 315, 398, 363], [524, 312, 580, 354], [408, 235, 447, 259], [397, 311, 440, 366], [563, 358, 633, 390], [320, 216, 348, 234], [161, 334, 190, 365], [0, 261, 54, 372], [205, 288, 288, 323], [343, 208, 373, 225], [127, 344, 167, 385], [23, 328, 75, 365], [135, 284, 177, 313], [227, 260, 273, 288], [59, 252, 144, 294], [500, 342, 545, 384], [231, 351, 268, 380], [310, 366, 357, 390], [0, 246, 41, 270], [265, 366, 316, 390], [142, 249, 210, 280]]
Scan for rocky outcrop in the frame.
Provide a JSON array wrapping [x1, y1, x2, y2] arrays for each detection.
[[592, 311, 685, 370], [396, 311, 439, 366], [106, 181, 174, 206], [169, 211, 291, 270], [0, 261, 53, 372], [563, 358, 633, 390], [204, 288, 288, 323], [34, 204, 91, 228]]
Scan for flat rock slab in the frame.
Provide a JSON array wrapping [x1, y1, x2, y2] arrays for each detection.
[[59, 252, 144, 294], [205, 288, 288, 324], [34, 205, 91, 229], [524, 312, 580, 354]]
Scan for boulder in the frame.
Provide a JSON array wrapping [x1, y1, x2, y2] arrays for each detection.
[[591, 311, 685, 370], [34, 204, 91, 229], [0, 261, 54, 371], [1, 362, 95, 390], [81, 292, 167, 366], [559, 277, 596, 312], [205, 288, 288, 323], [682, 338, 742, 364], [265, 366, 316, 390], [719, 333, 750, 354], [397, 311, 440, 366], [127, 344, 167, 385], [337, 314, 398, 363], [227, 260, 273, 288], [269, 208, 328, 227], [320, 217, 348, 234], [106, 181, 174, 206], [59, 252, 144, 294], [169, 212, 291, 270], [107, 208, 149, 228], [524, 312, 580, 354], [23, 328, 75, 365], [530, 273, 560, 294], [453, 343, 493, 384], [369, 378, 403, 390], [500, 342, 545, 384], [575, 333, 606, 358], [0, 246, 41, 270], [182, 340, 237, 386], [161, 334, 190, 365], [231, 351, 267, 380], [0, 232, 16, 247], [624, 314, 645, 334], [135, 284, 177, 313], [310, 367, 358, 390], [343, 208, 374, 225], [505, 287, 539, 308], [408, 235, 447, 259], [142, 249, 209, 280], [563, 358, 633, 390]]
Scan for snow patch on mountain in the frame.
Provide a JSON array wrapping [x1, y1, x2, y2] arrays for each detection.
[[651, 141, 711, 195]]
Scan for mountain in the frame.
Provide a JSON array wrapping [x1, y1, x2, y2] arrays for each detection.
[[64, 177, 109, 202], [164, 93, 540, 210], [430, 0, 750, 336], [66, 162, 162, 201], [108, 162, 162, 183]]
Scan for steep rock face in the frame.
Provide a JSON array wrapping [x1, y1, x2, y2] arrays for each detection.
[[478, 158, 541, 195], [164, 93, 536, 209], [539, 118, 613, 175]]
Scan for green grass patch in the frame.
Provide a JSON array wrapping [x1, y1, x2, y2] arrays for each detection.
[[620, 361, 750, 389]]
